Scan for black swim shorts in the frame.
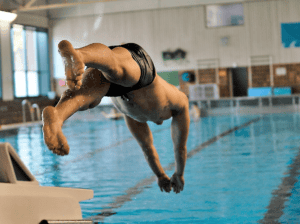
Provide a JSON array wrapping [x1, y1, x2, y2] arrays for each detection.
[[105, 43, 156, 97]]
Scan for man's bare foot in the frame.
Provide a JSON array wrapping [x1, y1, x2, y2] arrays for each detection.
[[42, 106, 70, 156], [58, 40, 85, 90]]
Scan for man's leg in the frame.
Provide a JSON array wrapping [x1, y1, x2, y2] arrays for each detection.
[[58, 40, 141, 90], [42, 68, 110, 156]]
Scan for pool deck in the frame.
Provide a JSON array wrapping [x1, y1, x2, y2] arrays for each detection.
[[0, 121, 42, 131]]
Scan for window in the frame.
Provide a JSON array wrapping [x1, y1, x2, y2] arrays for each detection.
[[11, 24, 50, 98], [0, 44, 1, 99], [206, 3, 244, 28]]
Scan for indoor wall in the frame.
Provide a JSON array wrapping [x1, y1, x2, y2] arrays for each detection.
[[50, 0, 300, 79]]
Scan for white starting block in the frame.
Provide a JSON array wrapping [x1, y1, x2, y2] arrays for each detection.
[[0, 143, 94, 224]]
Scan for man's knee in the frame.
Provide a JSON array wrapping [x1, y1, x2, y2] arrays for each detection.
[[61, 89, 75, 99], [77, 98, 101, 111], [82, 68, 110, 89], [101, 63, 125, 85], [88, 98, 101, 109]]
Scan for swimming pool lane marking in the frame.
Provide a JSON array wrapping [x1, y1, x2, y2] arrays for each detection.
[[35, 126, 171, 176], [259, 146, 300, 224], [90, 116, 263, 222]]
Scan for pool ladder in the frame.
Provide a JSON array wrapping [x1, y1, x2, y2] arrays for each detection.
[[22, 100, 41, 123]]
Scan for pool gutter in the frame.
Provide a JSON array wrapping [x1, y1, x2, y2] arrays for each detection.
[[0, 121, 42, 131]]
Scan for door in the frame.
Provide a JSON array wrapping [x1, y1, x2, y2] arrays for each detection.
[[231, 67, 248, 97]]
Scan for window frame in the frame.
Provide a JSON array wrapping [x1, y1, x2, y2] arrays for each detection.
[[11, 24, 51, 99]]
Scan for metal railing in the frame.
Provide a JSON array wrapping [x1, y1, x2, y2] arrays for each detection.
[[190, 94, 300, 116], [32, 103, 41, 121], [22, 100, 41, 123]]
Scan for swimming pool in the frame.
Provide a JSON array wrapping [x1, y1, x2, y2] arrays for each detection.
[[1, 112, 300, 223]]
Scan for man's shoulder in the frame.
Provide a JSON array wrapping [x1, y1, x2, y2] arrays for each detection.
[[168, 88, 189, 112]]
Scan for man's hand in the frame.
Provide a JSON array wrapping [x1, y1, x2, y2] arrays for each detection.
[[157, 174, 171, 193], [170, 173, 184, 194]]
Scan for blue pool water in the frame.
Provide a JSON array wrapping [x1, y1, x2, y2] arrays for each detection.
[[1, 113, 300, 223]]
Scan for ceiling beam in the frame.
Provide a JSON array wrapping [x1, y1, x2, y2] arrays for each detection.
[[12, 0, 119, 12], [12, 0, 278, 14], [24, 0, 39, 8]]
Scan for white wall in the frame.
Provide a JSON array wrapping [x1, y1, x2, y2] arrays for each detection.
[[0, 20, 14, 101], [12, 13, 49, 28], [50, 0, 300, 81]]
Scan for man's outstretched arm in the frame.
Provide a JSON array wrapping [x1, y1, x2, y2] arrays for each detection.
[[170, 96, 190, 193], [124, 115, 172, 193]]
